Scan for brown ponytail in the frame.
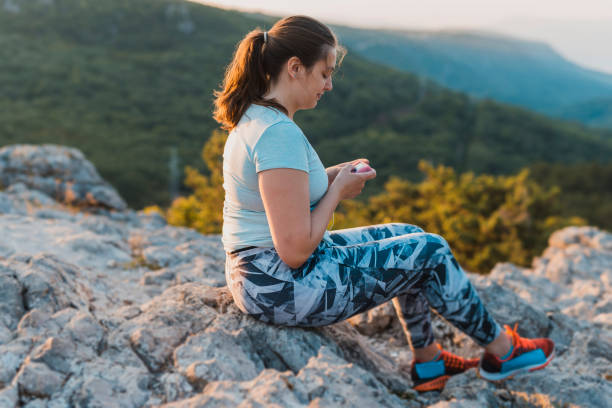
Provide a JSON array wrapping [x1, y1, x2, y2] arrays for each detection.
[[213, 16, 345, 131]]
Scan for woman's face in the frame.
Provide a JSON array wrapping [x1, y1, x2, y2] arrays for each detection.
[[297, 47, 336, 110]]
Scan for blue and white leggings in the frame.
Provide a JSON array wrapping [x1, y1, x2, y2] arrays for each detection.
[[225, 223, 501, 348]]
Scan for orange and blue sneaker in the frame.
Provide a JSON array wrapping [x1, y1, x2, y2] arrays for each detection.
[[410, 344, 480, 392], [478, 323, 555, 381]]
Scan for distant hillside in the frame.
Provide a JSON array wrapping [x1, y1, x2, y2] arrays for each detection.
[[1, 0, 611, 210], [558, 98, 612, 128], [333, 26, 612, 128]]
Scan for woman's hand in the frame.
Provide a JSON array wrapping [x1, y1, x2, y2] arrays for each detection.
[[326, 158, 370, 186], [329, 162, 376, 200]]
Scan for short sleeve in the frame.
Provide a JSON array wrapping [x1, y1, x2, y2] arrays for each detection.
[[252, 121, 309, 173]]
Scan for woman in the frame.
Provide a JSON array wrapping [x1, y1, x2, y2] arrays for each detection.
[[215, 15, 554, 392]]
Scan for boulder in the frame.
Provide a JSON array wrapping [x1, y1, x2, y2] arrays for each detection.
[[0, 144, 126, 210]]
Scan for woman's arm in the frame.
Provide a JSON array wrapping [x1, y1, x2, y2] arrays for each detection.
[[259, 168, 341, 268]]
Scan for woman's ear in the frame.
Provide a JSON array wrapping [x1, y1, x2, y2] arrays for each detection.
[[286, 56, 302, 79]]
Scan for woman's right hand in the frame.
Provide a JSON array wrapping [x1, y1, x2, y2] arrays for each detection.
[[330, 163, 377, 200]]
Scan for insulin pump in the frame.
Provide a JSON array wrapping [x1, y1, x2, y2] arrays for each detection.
[[351, 162, 373, 173]]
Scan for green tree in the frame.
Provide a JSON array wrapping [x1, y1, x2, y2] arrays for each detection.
[[165, 129, 227, 234]]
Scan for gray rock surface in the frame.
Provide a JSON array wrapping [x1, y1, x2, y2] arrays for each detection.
[[0, 144, 126, 210], [0, 144, 610, 407]]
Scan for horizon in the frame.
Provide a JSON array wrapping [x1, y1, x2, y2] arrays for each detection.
[[192, 0, 612, 75]]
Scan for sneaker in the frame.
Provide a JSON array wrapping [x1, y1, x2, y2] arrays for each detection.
[[411, 344, 480, 392], [478, 323, 555, 381]]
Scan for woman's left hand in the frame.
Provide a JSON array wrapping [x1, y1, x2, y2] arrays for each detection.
[[326, 158, 370, 186]]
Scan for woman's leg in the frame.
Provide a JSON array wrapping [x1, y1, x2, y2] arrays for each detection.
[[326, 222, 426, 246], [227, 223, 500, 345], [326, 223, 437, 352], [226, 225, 551, 387], [327, 227, 537, 367], [228, 225, 500, 345], [303, 230, 502, 347]]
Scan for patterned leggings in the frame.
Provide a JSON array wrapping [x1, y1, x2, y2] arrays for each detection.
[[225, 223, 501, 348]]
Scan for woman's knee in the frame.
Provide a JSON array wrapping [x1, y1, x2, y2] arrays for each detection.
[[423, 232, 451, 249], [387, 222, 425, 234]]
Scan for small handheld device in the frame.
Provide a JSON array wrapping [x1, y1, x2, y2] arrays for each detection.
[[351, 162, 373, 173]]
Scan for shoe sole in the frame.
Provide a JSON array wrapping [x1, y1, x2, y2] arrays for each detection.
[[413, 375, 451, 392], [477, 349, 555, 381]]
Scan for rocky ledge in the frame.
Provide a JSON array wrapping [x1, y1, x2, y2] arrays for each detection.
[[0, 144, 610, 407]]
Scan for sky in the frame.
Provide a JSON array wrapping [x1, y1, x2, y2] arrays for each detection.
[[194, 0, 612, 74]]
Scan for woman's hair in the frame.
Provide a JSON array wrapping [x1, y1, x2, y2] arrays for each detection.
[[213, 15, 346, 131]]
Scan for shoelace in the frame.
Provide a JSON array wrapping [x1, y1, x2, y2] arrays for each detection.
[[503, 323, 535, 357], [441, 352, 465, 370]]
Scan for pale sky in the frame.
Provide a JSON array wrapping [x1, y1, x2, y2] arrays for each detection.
[[193, 0, 612, 74]]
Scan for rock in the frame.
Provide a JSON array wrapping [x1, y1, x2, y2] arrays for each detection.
[[4, 183, 57, 212], [168, 346, 414, 408], [293, 346, 412, 407], [538, 227, 612, 285], [0, 192, 16, 214], [319, 322, 412, 396], [471, 279, 550, 338], [15, 361, 66, 399], [2, 145, 612, 407], [141, 245, 185, 269], [0, 144, 127, 210], [156, 373, 194, 403], [129, 326, 188, 373], [0, 325, 12, 345], [0, 385, 18, 408], [440, 370, 499, 407], [0, 273, 25, 331], [56, 231, 132, 266], [119, 284, 220, 373], [587, 332, 612, 361], [348, 302, 395, 336], [11, 254, 89, 313], [488, 263, 562, 312], [174, 328, 261, 388], [0, 338, 32, 388], [30, 337, 76, 374], [64, 311, 104, 349], [78, 214, 128, 239], [165, 369, 305, 408], [593, 231, 612, 251], [71, 377, 118, 408], [52, 358, 151, 408], [544, 312, 576, 355], [34, 209, 75, 220], [506, 368, 612, 408], [171, 257, 226, 287], [141, 268, 177, 286], [0, 241, 16, 259], [16, 309, 59, 339], [135, 211, 167, 230], [548, 226, 600, 248]]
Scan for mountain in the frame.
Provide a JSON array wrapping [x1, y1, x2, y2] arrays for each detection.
[[558, 98, 612, 128], [333, 25, 612, 128], [1, 0, 611, 210]]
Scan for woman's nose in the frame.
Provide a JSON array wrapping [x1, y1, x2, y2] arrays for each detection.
[[324, 78, 333, 91]]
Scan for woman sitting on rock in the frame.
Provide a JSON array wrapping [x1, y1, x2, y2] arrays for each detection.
[[215, 15, 554, 392]]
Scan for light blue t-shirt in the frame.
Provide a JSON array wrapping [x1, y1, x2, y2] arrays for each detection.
[[222, 104, 329, 252]]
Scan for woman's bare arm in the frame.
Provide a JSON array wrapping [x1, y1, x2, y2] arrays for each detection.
[[258, 168, 341, 268]]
